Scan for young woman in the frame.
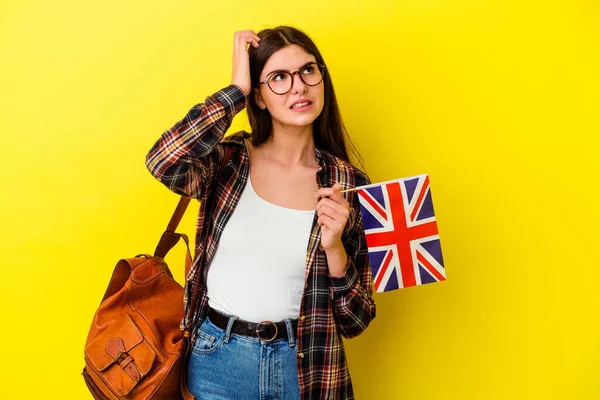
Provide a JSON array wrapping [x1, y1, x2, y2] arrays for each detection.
[[146, 26, 376, 400]]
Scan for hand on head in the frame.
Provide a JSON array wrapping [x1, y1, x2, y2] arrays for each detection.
[[231, 30, 260, 96]]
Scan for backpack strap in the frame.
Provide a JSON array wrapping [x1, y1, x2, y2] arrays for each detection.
[[154, 140, 238, 277], [154, 196, 193, 276]]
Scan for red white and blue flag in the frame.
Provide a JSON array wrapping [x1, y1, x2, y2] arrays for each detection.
[[356, 174, 446, 292]]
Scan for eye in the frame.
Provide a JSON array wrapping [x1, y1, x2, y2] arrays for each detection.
[[271, 73, 286, 82], [302, 65, 315, 75]]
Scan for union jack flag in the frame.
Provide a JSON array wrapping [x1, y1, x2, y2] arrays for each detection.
[[356, 174, 446, 292]]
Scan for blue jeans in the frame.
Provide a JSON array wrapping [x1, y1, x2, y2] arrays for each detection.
[[187, 312, 301, 400]]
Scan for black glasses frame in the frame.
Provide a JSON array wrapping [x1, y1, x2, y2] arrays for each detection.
[[259, 63, 326, 95]]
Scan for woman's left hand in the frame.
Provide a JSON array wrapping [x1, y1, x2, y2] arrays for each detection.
[[316, 183, 350, 252]]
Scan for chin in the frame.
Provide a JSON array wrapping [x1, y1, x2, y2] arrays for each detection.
[[280, 109, 323, 127], [285, 116, 319, 128]]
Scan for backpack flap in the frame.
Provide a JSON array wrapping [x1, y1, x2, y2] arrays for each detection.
[[84, 315, 156, 396]]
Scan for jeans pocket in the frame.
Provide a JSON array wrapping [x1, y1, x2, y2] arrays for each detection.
[[192, 318, 226, 355]]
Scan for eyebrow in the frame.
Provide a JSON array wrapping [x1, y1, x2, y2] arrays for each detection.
[[265, 61, 316, 78]]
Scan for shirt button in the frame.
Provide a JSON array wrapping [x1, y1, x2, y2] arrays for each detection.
[[300, 315, 306, 321], [298, 352, 305, 358]]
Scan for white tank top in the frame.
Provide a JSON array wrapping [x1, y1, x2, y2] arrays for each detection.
[[206, 176, 315, 323]]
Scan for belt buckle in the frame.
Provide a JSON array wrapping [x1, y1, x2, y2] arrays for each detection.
[[256, 320, 278, 342]]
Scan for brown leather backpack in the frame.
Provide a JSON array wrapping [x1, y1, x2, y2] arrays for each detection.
[[82, 197, 196, 400]]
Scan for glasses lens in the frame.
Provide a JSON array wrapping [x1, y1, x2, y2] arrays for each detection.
[[301, 64, 323, 86], [269, 72, 293, 95]]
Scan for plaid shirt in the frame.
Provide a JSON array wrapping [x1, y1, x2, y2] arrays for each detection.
[[146, 85, 376, 399]]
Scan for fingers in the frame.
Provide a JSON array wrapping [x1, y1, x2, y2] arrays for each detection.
[[234, 30, 260, 42], [316, 183, 351, 234], [316, 183, 348, 207], [317, 213, 336, 228], [317, 213, 347, 235], [234, 30, 260, 49], [316, 198, 349, 221]]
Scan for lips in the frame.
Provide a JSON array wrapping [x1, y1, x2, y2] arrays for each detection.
[[290, 100, 312, 109]]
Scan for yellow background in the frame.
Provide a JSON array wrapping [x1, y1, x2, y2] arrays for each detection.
[[1, 0, 598, 398]]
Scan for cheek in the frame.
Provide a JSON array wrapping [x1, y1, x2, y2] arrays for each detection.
[[316, 85, 325, 105], [263, 92, 288, 111], [315, 87, 325, 114]]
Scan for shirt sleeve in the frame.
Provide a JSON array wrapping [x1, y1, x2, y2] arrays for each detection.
[[329, 181, 377, 339], [145, 85, 247, 199]]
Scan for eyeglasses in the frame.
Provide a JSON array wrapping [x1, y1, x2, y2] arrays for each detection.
[[259, 63, 326, 95]]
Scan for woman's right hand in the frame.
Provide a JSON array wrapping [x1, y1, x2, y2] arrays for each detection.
[[231, 30, 260, 96]]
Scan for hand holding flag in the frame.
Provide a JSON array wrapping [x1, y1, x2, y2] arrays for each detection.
[[316, 183, 350, 250], [316, 183, 352, 278]]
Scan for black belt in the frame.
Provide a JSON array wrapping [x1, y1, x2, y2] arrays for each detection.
[[207, 307, 298, 342]]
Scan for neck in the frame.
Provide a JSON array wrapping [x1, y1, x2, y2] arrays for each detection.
[[261, 122, 316, 167]]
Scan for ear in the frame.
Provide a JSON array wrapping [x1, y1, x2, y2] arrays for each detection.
[[254, 88, 266, 110]]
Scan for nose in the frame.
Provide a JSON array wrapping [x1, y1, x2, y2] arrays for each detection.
[[291, 71, 308, 94]]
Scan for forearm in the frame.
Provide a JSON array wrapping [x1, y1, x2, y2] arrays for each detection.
[[328, 208, 376, 338]]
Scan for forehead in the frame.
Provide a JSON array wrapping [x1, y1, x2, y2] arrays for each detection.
[[262, 45, 316, 75]]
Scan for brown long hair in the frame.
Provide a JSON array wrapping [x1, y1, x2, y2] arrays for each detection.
[[247, 26, 363, 169]]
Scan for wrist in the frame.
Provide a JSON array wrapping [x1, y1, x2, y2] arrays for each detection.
[[324, 242, 345, 257], [231, 81, 250, 96], [322, 238, 344, 253], [325, 244, 348, 278]]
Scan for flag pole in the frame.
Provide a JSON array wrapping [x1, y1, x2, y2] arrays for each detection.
[[338, 174, 429, 194]]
